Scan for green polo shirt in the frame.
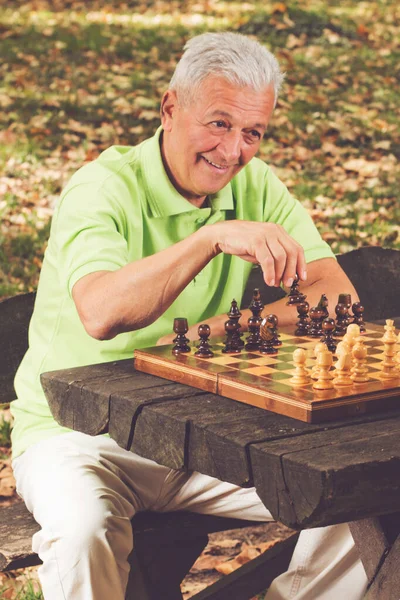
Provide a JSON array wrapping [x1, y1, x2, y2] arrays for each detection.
[[11, 127, 334, 459]]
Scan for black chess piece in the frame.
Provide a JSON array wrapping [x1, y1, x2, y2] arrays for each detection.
[[286, 275, 306, 305], [245, 315, 262, 350], [351, 302, 366, 333], [317, 294, 329, 319], [172, 317, 191, 355], [334, 302, 351, 336], [228, 299, 244, 348], [248, 288, 264, 319], [338, 293, 352, 310], [265, 313, 282, 346], [194, 324, 214, 358], [222, 319, 241, 354], [295, 301, 310, 335], [259, 317, 278, 354], [321, 318, 337, 352], [308, 305, 325, 337]]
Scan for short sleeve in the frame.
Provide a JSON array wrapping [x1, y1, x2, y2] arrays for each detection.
[[52, 183, 129, 296], [263, 168, 335, 263]]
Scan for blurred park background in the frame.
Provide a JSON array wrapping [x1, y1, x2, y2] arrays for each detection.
[[1, 0, 399, 300], [0, 0, 399, 597]]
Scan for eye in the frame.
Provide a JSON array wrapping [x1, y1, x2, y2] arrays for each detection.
[[211, 120, 228, 129], [248, 130, 261, 140]]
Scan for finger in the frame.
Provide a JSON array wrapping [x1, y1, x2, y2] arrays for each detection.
[[252, 241, 277, 287]]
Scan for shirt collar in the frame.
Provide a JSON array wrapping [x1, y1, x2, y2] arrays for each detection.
[[141, 126, 234, 218]]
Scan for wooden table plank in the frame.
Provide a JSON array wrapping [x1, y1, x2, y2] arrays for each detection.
[[42, 360, 400, 529], [250, 418, 400, 528]]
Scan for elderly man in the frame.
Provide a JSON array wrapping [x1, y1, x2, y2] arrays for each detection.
[[11, 32, 367, 599]]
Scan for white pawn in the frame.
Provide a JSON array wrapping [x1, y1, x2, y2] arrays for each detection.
[[351, 336, 369, 383], [289, 348, 311, 386], [311, 342, 327, 380], [313, 349, 334, 390]]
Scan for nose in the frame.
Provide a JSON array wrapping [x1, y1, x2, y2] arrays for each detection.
[[218, 129, 242, 164]]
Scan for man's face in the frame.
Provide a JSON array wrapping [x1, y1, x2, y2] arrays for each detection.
[[160, 76, 275, 206]]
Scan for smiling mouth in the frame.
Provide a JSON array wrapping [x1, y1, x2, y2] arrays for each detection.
[[201, 156, 231, 171]]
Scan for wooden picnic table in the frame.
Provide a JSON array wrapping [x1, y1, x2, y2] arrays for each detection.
[[41, 347, 400, 598]]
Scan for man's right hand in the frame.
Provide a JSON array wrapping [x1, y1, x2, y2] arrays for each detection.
[[207, 220, 307, 288]]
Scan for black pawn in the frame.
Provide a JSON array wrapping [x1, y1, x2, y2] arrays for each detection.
[[172, 317, 191, 355], [194, 324, 214, 358], [245, 315, 262, 351], [295, 301, 310, 336], [321, 318, 337, 352], [286, 275, 306, 305], [308, 306, 325, 337], [265, 313, 282, 346], [222, 320, 241, 354], [352, 302, 366, 333], [334, 302, 350, 337]]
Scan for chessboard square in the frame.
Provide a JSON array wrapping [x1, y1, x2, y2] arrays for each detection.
[[367, 341, 384, 348], [244, 356, 278, 366], [366, 332, 383, 339], [268, 362, 297, 371], [233, 361, 260, 370], [208, 356, 243, 366], [242, 352, 262, 360], [367, 356, 383, 363], [244, 365, 276, 376]]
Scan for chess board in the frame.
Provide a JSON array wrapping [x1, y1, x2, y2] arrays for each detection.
[[134, 324, 400, 423]]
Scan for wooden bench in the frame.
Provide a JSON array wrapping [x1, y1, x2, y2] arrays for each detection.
[[1, 245, 399, 599]]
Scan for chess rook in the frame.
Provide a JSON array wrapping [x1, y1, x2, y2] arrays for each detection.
[[172, 317, 191, 355]]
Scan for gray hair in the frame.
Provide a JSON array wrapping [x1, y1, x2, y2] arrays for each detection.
[[169, 32, 284, 106]]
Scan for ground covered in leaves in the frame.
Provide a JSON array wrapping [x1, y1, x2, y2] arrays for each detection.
[[0, 0, 399, 597]]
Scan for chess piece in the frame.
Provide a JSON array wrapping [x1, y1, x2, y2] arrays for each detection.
[[295, 301, 310, 336], [245, 315, 262, 350], [259, 318, 278, 354], [338, 293, 352, 310], [194, 324, 214, 358], [311, 342, 327, 380], [343, 323, 360, 350], [228, 299, 244, 348], [172, 317, 191, 355], [286, 275, 306, 305], [265, 313, 282, 346], [317, 294, 329, 319], [308, 305, 325, 337], [334, 302, 351, 337], [379, 319, 399, 380], [321, 318, 337, 353], [248, 288, 264, 319], [289, 348, 311, 386], [222, 319, 241, 354], [245, 288, 264, 350], [351, 302, 366, 333], [333, 350, 353, 387], [351, 336, 369, 383], [312, 349, 334, 390]]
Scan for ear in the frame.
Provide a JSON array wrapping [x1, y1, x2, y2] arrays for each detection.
[[160, 90, 178, 132]]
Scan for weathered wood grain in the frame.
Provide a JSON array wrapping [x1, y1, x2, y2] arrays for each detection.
[[365, 533, 400, 599], [0, 502, 41, 571], [109, 382, 207, 452], [250, 418, 400, 528]]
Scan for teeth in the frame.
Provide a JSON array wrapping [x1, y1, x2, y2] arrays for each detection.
[[203, 157, 227, 170]]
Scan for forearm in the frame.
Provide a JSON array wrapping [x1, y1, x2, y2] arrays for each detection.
[[73, 227, 217, 339]]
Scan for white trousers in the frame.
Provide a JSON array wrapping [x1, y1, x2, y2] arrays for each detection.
[[13, 432, 368, 600]]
